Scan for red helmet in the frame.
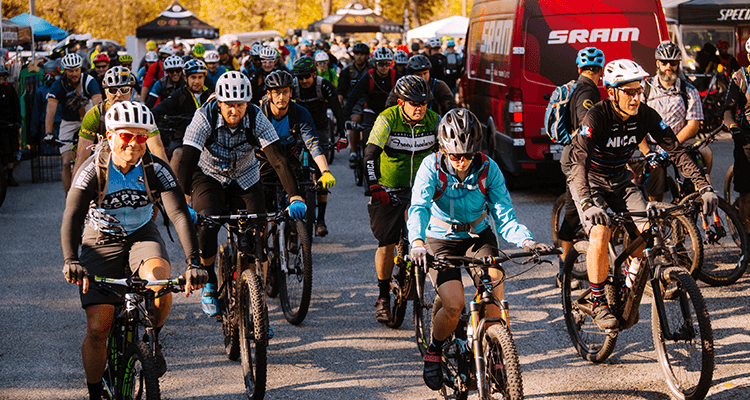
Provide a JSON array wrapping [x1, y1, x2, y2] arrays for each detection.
[[93, 53, 110, 64], [718, 40, 730, 50]]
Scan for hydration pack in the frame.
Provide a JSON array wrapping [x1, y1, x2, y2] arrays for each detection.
[[544, 80, 576, 145]]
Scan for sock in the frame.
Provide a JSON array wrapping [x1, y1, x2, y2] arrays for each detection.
[[204, 262, 217, 285], [378, 279, 390, 299], [590, 281, 606, 307], [87, 381, 102, 400], [316, 201, 327, 224]]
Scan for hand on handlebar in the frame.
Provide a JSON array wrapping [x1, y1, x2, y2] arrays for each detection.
[[187, 204, 198, 225], [370, 184, 389, 205], [410, 244, 429, 273], [318, 170, 336, 189], [181, 264, 208, 296], [522, 240, 554, 254], [335, 137, 349, 152], [583, 204, 609, 226], [63, 260, 89, 294], [700, 188, 719, 216], [43, 134, 55, 143], [287, 200, 307, 219], [645, 148, 668, 169]]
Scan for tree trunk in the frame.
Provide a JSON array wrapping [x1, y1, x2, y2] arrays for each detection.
[[410, 0, 421, 27], [321, 0, 332, 17]]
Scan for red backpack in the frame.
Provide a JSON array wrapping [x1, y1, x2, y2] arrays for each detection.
[[368, 68, 397, 93], [432, 152, 491, 201]]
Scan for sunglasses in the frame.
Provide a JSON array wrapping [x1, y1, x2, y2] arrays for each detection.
[[121, 63, 132, 69], [376, 61, 391, 67], [659, 60, 679, 67], [299, 73, 313, 80], [617, 87, 644, 97], [316, 61, 328, 66], [448, 153, 475, 162], [95, 64, 108, 69], [117, 131, 148, 144], [167, 69, 182, 75], [106, 86, 133, 96], [407, 100, 427, 107]]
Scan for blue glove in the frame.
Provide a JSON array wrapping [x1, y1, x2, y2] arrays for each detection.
[[187, 205, 197, 225], [287, 200, 306, 219]]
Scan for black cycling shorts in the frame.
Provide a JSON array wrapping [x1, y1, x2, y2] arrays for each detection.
[[425, 228, 499, 288], [569, 170, 647, 235], [368, 195, 409, 247], [79, 221, 170, 309], [733, 134, 750, 193]]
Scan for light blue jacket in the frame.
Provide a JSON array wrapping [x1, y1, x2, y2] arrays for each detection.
[[407, 152, 533, 247]]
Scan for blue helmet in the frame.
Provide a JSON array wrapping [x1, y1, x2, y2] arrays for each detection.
[[576, 47, 605, 69], [183, 59, 207, 76]]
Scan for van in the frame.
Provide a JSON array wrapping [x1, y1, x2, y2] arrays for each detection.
[[460, 0, 670, 181]]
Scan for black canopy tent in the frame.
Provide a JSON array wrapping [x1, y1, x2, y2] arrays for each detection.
[[665, 0, 750, 25], [308, 1, 403, 34], [136, 1, 219, 39]]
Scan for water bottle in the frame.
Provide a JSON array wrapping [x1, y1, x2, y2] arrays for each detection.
[[625, 257, 641, 288]]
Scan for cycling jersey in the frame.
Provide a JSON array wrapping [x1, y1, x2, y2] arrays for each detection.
[[337, 63, 368, 99], [206, 66, 227, 87], [567, 75, 601, 133], [142, 61, 166, 91], [343, 68, 397, 119], [47, 73, 101, 122], [384, 77, 457, 117], [365, 105, 439, 189], [259, 98, 322, 156], [152, 85, 212, 142], [294, 76, 345, 134], [146, 76, 186, 108], [317, 68, 338, 87]]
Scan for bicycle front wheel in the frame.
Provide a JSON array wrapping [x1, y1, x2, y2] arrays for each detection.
[[483, 324, 523, 400], [218, 242, 240, 361], [652, 266, 714, 400], [414, 268, 436, 356], [239, 268, 268, 400], [120, 341, 161, 400], [386, 238, 410, 329], [278, 219, 313, 325]]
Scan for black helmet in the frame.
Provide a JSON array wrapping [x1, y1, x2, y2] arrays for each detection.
[[438, 108, 482, 154], [217, 44, 230, 55], [292, 56, 316, 76], [352, 42, 370, 55], [655, 41, 681, 61], [394, 75, 432, 102], [265, 70, 294, 89], [407, 54, 432, 73]]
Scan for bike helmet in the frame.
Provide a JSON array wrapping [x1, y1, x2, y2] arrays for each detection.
[[249, 43, 263, 57], [259, 46, 278, 60], [394, 75, 432, 102], [105, 101, 156, 132], [159, 44, 176, 56], [744, 37, 750, 53], [394, 50, 409, 65], [438, 108, 482, 154], [102, 66, 136, 88], [144, 51, 159, 63], [215, 71, 252, 102], [292, 56, 316, 76], [146, 40, 157, 51], [163, 55, 184, 71], [576, 47, 605, 69], [352, 42, 370, 55], [61, 53, 83, 70], [118, 54, 133, 64], [371, 46, 393, 62], [184, 59, 208, 75], [407, 54, 432, 73], [93, 53, 110, 64], [655, 41, 681, 61], [192, 43, 205, 58], [314, 50, 329, 62], [446, 39, 455, 47], [426, 37, 442, 49], [265, 70, 294, 89], [717, 40, 730, 51], [217, 44, 230, 55], [602, 59, 649, 88], [204, 50, 220, 63]]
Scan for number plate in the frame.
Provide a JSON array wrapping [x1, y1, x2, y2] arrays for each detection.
[[513, 138, 525, 146], [549, 144, 563, 160]]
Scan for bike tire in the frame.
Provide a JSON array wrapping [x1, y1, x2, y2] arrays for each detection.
[[0, 164, 6, 209], [354, 141, 364, 187], [652, 266, 714, 400], [561, 241, 618, 363], [326, 119, 336, 164], [483, 324, 524, 400], [239, 268, 268, 400], [386, 238, 410, 329], [120, 341, 161, 400], [414, 268, 436, 356], [278, 219, 313, 325], [265, 228, 280, 298], [550, 193, 588, 280], [433, 296, 470, 400], [218, 242, 240, 361]]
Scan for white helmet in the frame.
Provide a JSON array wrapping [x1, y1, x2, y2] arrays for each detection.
[[105, 101, 156, 132], [159, 44, 176, 56], [204, 50, 220, 63], [259, 46, 278, 60], [745, 37, 750, 53], [215, 71, 252, 102], [163, 55, 184, 70], [372, 46, 393, 62], [603, 59, 649, 88], [427, 37, 442, 49], [144, 51, 159, 63], [314, 50, 329, 62], [61, 53, 83, 70], [250, 43, 263, 56]]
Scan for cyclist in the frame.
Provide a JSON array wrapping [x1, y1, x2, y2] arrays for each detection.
[[636, 41, 706, 202], [145, 55, 185, 108], [204, 50, 227, 87], [569, 59, 717, 330], [259, 70, 336, 233], [393, 50, 408, 76], [45, 52, 103, 194], [249, 46, 286, 105], [723, 37, 750, 232], [424, 37, 448, 86], [408, 108, 552, 391], [343, 46, 399, 170], [385, 54, 457, 116], [176, 71, 306, 316], [73, 67, 168, 178], [337, 42, 370, 168], [60, 101, 208, 400], [365, 75, 439, 323], [137, 51, 159, 95], [717, 40, 740, 74], [556, 47, 605, 289], [141, 44, 177, 100], [90, 53, 110, 94], [314, 50, 338, 87], [217, 44, 240, 71], [152, 59, 213, 171]]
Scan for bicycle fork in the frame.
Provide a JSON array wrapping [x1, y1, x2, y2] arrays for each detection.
[[650, 246, 697, 342]]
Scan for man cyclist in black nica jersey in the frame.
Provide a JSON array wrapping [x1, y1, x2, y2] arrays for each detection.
[[568, 59, 718, 330], [176, 71, 306, 317], [60, 101, 208, 400]]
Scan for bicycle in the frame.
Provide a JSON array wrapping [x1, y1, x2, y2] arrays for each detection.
[[89, 270, 187, 400], [560, 201, 714, 400], [325, 108, 337, 164], [550, 193, 589, 280], [345, 120, 366, 187], [381, 190, 416, 329], [197, 210, 271, 400], [416, 249, 560, 400]]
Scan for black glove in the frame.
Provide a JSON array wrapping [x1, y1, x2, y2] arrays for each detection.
[[63, 260, 87, 283], [523, 241, 554, 254], [182, 264, 208, 295], [583, 203, 609, 226]]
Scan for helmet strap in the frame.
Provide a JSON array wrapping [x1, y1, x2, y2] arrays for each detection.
[[399, 104, 419, 125]]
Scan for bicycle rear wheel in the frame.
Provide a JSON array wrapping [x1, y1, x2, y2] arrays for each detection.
[[414, 268, 436, 356], [483, 324, 523, 400], [239, 268, 268, 400], [386, 238, 410, 329], [561, 241, 618, 363], [433, 296, 470, 400], [652, 266, 714, 400], [278, 219, 313, 325], [218, 242, 240, 361], [120, 341, 161, 400]]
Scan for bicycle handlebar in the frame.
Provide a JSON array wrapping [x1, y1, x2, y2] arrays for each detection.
[[408, 249, 561, 270], [92, 275, 186, 287], [196, 211, 281, 227]]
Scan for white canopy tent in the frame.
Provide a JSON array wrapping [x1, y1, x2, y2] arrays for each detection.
[[406, 16, 469, 41]]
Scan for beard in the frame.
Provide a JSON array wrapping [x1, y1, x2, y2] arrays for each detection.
[[658, 68, 678, 85]]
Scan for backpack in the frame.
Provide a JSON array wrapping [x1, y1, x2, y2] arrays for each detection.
[[643, 76, 689, 108], [293, 76, 326, 104], [544, 80, 577, 145], [368, 68, 397, 93], [432, 152, 491, 202]]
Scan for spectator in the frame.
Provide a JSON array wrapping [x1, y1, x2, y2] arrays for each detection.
[[0, 65, 22, 186], [717, 40, 741, 74]]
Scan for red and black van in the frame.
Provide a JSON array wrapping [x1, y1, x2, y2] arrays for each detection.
[[460, 0, 670, 179]]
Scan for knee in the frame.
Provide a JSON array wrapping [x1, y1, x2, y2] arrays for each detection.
[[141, 257, 171, 280], [86, 319, 112, 344], [441, 297, 464, 319]]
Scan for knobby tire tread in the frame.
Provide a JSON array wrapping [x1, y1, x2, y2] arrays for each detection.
[[218, 242, 240, 361], [121, 341, 161, 400], [278, 219, 313, 325], [240, 268, 267, 400], [484, 324, 524, 400]]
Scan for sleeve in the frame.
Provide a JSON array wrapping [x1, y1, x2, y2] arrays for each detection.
[[684, 84, 704, 121], [296, 106, 323, 158], [407, 155, 437, 244], [262, 141, 302, 198], [79, 106, 100, 141], [253, 106, 281, 148], [46, 81, 62, 101], [155, 160, 200, 261], [182, 109, 211, 150], [384, 87, 397, 109], [573, 87, 598, 129], [322, 80, 345, 134], [569, 113, 600, 202], [151, 91, 178, 123], [485, 159, 533, 247], [343, 73, 369, 120], [143, 63, 158, 89], [364, 143, 384, 187], [85, 76, 101, 97], [647, 107, 709, 190], [337, 67, 350, 97], [435, 80, 458, 115], [367, 113, 391, 148], [177, 145, 201, 195], [60, 161, 98, 263]]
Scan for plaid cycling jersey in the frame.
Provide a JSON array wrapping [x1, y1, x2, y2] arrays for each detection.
[[183, 102, 279, 189], [641, 77, 703, 134]]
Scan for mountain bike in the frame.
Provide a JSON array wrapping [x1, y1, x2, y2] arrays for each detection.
[[345, 120, 366, 187], [550, 193, 589, 280], [90, 270, 187, 400], [197, 210, 271, 400], [383, 190, 416, 329], [560, 200, 714, 400], [418, 249, 559, 400]]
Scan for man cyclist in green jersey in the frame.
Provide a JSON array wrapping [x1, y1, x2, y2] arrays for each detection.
[[365, 75, 439, 323]]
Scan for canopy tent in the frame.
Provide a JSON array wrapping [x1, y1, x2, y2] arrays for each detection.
[[1, 19, 32, 46], [136, 1, 219, 39], [307, 1, 403, 34], [9, 13, 68, 41], [664, 0, 750, 25], [406, 16, 469, 41]]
